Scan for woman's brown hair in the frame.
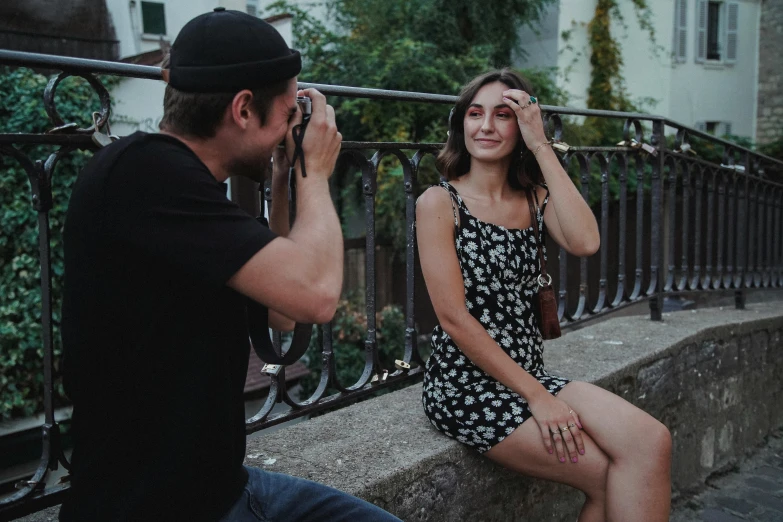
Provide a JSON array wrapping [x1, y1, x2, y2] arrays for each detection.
[[436, 68, 544, 189]]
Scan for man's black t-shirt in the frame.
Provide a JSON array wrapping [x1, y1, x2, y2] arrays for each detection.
[[59, 132, 275, 521]]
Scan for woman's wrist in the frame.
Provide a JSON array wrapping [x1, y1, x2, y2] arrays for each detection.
[[531, 140, 553, 156], [524, 384, 550, 406]]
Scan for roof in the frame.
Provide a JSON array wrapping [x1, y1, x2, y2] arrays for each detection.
[[0, 0, 118, 61]]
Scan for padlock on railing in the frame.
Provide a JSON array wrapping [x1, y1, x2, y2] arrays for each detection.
[[91, 112, 116, 148], [551, 140, 571, 154]]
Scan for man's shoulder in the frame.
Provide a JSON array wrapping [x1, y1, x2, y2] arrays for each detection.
[[78, 131, 211, 195], [98, 131, 201, 171]]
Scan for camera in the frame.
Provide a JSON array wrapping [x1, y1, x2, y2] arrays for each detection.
[[297, 96, 312, 117]]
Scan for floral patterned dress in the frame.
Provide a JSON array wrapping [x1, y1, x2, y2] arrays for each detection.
[[421, 181, 570, 453]]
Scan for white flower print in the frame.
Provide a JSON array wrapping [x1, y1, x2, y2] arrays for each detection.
[[421, 183, 567, 454]]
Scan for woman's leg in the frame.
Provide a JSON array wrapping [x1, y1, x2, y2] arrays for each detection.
[[485, 420, 610, 522], [556, 381, 672, 521]]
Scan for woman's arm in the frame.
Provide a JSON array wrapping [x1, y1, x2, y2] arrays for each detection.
[[417, 186, 549, 403], [533, 150, 600, 257], [502, 89, 600, 257]]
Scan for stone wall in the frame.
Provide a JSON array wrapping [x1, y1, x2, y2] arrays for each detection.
[[16, 303, 783, 521], [757, 0, 783, 144]]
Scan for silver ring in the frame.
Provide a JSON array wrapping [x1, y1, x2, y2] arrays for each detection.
[[537, 274, 552, 287]]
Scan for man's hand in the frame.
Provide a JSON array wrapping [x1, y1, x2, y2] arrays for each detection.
[[285, 88, 342, 180]]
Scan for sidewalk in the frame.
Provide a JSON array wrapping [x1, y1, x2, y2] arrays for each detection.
[[672, 431, 783, 522]]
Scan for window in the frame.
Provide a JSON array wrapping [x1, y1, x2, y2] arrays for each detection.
[[141, 1, 166, 36], [696, 121, 733, 136], [696, 1, 738, 64], [706, 2, 721, 60], [247, 0, 259, 17]]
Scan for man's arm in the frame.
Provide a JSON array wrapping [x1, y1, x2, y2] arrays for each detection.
[[266, 147, 296, 332], [228, 89, 344, 324]]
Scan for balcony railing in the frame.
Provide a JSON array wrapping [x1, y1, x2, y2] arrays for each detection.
[[0, 50, 781, 519]]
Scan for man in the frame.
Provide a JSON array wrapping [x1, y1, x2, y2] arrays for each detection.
[[60, 8, 399, 521]]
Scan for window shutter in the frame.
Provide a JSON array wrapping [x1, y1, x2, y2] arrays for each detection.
[[696, 0, 707, 63], [725, 2, 739, 63], [674, 0, 688, 62], [695, 121, 707, 133]]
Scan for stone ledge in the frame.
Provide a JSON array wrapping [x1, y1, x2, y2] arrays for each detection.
[[244, 303, 783, 521], [15, 303, 783, 521]]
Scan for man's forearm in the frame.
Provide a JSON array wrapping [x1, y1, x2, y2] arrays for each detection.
[[287, 173, 344, 300], [268, 170, 291, 237]]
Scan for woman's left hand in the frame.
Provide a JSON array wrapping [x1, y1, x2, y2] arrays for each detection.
[[502, 89, 549, 153]]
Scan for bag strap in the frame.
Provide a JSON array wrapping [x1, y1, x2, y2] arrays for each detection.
[[525, 186, 550, 285], [247, 299, 312, 365]]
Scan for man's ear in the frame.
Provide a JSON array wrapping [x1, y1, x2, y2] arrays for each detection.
[[230, 90, 255, 129]]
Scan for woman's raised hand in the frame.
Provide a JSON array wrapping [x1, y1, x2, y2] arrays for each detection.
[[528, 392, 585, 464], [502, 88, 549, 154]]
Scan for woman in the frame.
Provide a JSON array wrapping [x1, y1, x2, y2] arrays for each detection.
[[416, 69, 672, 522]]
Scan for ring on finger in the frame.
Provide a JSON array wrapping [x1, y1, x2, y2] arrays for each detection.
[[560, 426, 570, 432], [568, 423, 576, 429]]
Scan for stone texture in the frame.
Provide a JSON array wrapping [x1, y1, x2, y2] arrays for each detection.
[[671, 431, 783, 522], [756, 0, 783, 144]]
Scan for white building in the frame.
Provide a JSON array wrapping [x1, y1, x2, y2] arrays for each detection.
[[108, 0, 300, 136], [516, 0, 761, 139]]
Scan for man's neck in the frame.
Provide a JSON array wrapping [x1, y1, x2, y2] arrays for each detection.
[[159, 130, 230, 182]]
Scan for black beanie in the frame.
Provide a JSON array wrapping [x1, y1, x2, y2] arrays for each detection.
[[168, 7, 302, 93]]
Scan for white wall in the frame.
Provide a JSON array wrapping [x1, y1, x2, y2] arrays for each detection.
[[544, 0, 758, 138], [553, 0, 675, 111], [514, 2, 561, 71], [668, 0, 760, 138]]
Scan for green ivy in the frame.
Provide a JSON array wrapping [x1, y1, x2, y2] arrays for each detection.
[[0, 66, 115, 420]]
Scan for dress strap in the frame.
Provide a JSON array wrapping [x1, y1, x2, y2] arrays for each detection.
[[438, 180, 462, 227], [532, 183, 550, 228]]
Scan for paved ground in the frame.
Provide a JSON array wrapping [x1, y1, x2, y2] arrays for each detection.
[[672, 431, 783, 522]]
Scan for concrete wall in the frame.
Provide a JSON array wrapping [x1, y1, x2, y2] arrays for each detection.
[[756, 0, 783, 144]]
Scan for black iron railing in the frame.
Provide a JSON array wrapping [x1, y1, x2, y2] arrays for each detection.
[[0, 50, 781, 518]]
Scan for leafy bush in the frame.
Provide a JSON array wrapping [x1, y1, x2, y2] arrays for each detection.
[[0, 66, 111, 420], [299, 299, 410, 398]]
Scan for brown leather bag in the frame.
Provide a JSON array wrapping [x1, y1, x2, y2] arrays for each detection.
[[526, 187, 562, 340]]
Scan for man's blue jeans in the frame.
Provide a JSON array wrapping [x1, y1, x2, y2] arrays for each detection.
[[219, 466, 402, 521]]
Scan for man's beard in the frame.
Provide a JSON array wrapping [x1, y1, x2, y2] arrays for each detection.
[[227, 153, 271, 183]]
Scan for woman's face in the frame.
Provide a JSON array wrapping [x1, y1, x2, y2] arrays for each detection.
[[463, 81, 520, 163]]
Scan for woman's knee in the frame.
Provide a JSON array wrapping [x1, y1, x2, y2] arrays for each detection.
[[629, 417, 672, 470]]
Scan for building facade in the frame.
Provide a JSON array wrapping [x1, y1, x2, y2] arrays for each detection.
[[756, 0, 783, 145], [516, 0, 762, 139]]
